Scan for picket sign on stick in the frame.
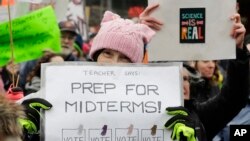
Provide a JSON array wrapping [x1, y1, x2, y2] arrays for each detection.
[[7, 0, 17, 87], [0, 6, 61, 67]]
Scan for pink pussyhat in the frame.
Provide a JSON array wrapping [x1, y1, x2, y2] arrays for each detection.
[[89, 11, 156, 63], [6, 84, 24, 101]]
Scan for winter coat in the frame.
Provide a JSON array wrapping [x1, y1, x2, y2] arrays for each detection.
[[188, 47, 249, 140], [184, 100, 207, 141], [190, 78, 220, 103], [25, 76, 41, 95]]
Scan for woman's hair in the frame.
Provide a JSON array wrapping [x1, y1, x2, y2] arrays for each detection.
[[26, 53, 63, 83], [92, 49, 104, 62], [0, 94, 25, 138], [194, 61, 221, 85]]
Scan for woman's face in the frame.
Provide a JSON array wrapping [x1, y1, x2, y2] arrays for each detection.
[[196, 61, 216, 78], [97, 49, 131, 64], [182, 68, 190, 100]]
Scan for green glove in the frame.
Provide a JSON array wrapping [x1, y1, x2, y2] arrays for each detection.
[[19, 98, 52, 134], [165, 106, 196, 141]]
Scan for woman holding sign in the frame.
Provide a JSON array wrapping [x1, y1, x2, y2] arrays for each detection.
[[18, 6, 157, 141], [133, 3, 248, 141], [17, 3, 248, 141], [88, 5, 249, 141]]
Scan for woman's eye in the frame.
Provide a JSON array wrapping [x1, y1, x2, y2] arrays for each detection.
[[120, 57, 131, 63], [102, 50, 112, 57]]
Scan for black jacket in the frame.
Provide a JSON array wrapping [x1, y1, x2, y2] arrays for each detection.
[[185, 100, 207, 141], [188, 47, 249, 140], [190, 77, 220, 103]]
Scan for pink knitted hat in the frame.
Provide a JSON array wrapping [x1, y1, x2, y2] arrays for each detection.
[[89, 11, 155, 63]]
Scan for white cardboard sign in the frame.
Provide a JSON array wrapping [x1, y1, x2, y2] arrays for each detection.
[[42, 63, 183, 141], [148, 0, 236, 61]]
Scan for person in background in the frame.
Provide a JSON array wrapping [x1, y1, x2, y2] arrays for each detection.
[[0, 94, 25, 141], [18, 3, 248, 141], [167, 65, 207, 141], [59, 21, 79, 61], [19, 21, 79, 92], [66, 0, 85, 36], [191, 60, 221, 102], [0, 62, 21, 92], [89, 8, 249, 141], [182, 64, 204, 101], [165, 13, 249, 141], [212, 34, 250, 141], [167, 37, 249, 141], [17, 53, 62, 141], [170, 14, 249, 140], [0, 4, 90, 141], [17, 9, 156, 141], [25, 53, 64, 95]]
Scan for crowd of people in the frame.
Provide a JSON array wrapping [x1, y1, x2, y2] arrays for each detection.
[[0, 2, 249, 141]]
